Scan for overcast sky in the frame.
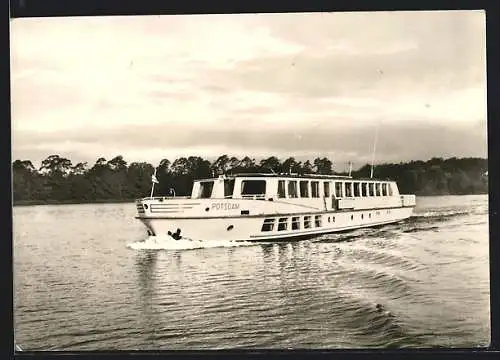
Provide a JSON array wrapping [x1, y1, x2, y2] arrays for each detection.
[[10, 10, 487, 170]]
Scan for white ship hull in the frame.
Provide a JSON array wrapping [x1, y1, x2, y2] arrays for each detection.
[[135, 173, 416, 242], [135, 193, 415, 242], [137, 206, 413, 242]]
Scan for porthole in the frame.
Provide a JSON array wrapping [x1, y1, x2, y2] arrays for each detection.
[[328, 217, 331, 223], [205, 207, 210, 212], [227, 225, 234, 231], [144, 204, 148, 209], [350, 215, 354, 221]]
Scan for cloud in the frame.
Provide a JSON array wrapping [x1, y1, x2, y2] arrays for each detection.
[[10, 11, 487, 168], [13, 118, 487, 170]]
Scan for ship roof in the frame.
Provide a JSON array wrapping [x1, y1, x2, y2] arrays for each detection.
[[196, 172, 396, 182], [230, 172, 353, 179]]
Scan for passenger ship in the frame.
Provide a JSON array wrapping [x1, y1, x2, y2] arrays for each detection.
[[135, 172, 416, 242]]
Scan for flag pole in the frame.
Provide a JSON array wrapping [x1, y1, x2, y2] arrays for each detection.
[[150, 166, 158, 199]]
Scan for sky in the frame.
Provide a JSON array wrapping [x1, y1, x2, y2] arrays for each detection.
[[10, 10, 487, 171]]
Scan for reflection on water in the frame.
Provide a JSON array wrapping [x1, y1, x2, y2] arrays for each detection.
[[136, 251, 157, 296], [14, 195, 490, 349], [135, 251, 157, 345]]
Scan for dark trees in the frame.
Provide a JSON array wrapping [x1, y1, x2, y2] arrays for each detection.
[[12, 155, 488, 204]]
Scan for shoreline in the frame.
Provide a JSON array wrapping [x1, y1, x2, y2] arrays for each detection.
[[13, 192, 488, 207], [13, 198, 136, 207]]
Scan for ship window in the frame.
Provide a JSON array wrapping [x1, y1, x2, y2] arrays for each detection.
[[277, 180, 286, 198], [353, 182, 360, 197], [300, 181, 309, 198], [361, 182, 367, 197], [345, 182, 352, 197], [224, 179, 235, 198], [311, 181, 320, 198], [375, 183, 381, 196], [361, 214, 364, 219], [278, 218, 288, 231], [199, 181, 214, 198], [314, 215, 322, 227], [332, 216, 336, 223], [368, 183, 374, 196], [382, 183, 388, 196], [335, 182, 343, 197], [292, 217, 300, 230], [388, 184, 393, 196], [304, 216, 312, 229], [288, 181, 298, 198], [350, 215, 354, 221], [241, 180, 266, 197], [261, 218, 275, 232], [324, 182, 330, 197]]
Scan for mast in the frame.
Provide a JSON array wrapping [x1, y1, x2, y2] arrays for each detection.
[[370, 122, 379, 179], [371, 69, 383, 179]]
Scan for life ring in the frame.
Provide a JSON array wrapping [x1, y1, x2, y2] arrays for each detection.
[[168, 228, 182, 240]]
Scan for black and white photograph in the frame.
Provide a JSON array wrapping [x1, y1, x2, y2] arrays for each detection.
[[11, 10, 489, 350]]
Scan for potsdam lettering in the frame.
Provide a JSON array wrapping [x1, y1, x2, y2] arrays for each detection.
[[211, 203, 240, 211]]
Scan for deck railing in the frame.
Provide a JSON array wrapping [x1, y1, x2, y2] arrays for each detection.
[[400, 194, 417, 207], [240, 194, 266, 200], [139, 196, 191, 202]]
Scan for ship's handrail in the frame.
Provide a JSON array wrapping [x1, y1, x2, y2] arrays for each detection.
[[139, 196, 191, 201], [400, 194, 416, 207], [196, 173, 354, 181], [138, 193, 415, 202], [241, 194, 266, 200]]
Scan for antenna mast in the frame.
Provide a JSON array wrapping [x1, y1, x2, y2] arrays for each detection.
[[371, 69, 384, 179], [370, 122, 379, 179]]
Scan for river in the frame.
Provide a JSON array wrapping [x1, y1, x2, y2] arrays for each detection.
[[13, 195, 490, 350]]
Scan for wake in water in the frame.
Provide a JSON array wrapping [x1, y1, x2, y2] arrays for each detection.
[[127, 201, 487, 251], [127, 235, 255, 251], [412, 203, 488, 220]]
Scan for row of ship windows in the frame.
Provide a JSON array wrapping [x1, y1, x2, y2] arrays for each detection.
[[277, 180, 394, 199], [261, 210, 391, 232], [197, 179, 395, 199]]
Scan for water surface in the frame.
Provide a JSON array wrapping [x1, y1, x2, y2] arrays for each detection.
[[13, 195, 490, 349]]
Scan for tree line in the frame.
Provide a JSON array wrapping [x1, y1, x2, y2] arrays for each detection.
[[12, 154, 488, 204]]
